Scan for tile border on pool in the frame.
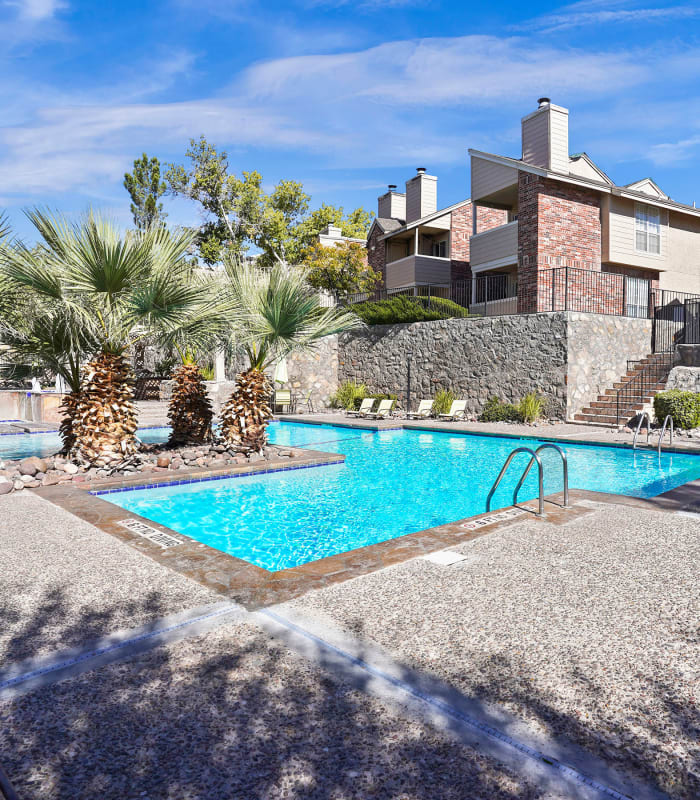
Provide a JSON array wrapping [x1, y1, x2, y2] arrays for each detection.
[[90, 457, 345, 496]]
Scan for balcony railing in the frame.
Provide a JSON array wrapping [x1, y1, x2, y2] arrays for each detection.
[[470, 220, 518, 269]]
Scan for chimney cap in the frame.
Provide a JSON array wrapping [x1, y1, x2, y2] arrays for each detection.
[[416, 166, 426, 173], [537, 97, 551, 107], [388, 184, 397, 190]]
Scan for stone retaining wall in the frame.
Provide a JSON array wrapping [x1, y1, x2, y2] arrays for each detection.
[[666, 366, 700, 393], [339, 314, 569, 418]]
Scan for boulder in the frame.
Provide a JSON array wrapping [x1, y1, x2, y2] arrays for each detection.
[[156, 455, 171, 468], [12, 480, 24, 491], [0, 477, 13, 495], [62, 462, 79, 475], [19, 456, 47, 476]]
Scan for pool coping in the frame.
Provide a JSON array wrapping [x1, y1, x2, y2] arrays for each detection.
[[28, 420, 700, 609]]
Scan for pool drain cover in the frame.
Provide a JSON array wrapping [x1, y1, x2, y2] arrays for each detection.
[[117, 518, 183, 548]]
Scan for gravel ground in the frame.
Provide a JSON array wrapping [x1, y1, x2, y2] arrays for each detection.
[[286, 502, 700, 800], [0, 621, 568, 800], [0, 492, 221, 663]]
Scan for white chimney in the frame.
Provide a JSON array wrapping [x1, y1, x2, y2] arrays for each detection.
[[377, 185, 406, 220], [521, 98, 569, 174], [405, 168, 437, 223]]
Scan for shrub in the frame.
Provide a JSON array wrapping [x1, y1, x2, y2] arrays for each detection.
[[653, 389, 700, 430], [479, 396, 524, 423], [353, 295, 469, 326], [518, 390, 545, 423], [432, 389, 455, 416], [330, 380, 367, 410]]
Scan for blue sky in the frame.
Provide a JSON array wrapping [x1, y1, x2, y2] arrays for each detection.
[[3, 0, 700, 240]]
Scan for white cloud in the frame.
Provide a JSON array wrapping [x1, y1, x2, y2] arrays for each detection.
[[3, 0, 66, 21], [649, 135, 700, 166], [523, 1, 700, 33]]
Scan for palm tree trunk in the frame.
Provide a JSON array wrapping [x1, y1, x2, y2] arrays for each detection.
[[167, 363, 214, 445], [58, 390, 80, 454], [219, 367, 272, 454], [72, 351, 138, 467]]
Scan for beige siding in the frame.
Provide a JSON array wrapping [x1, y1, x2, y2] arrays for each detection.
[[662, 211, 700, 293], [405, 174, 438, 223], [605, 195, 668, 271], [385, 255, 451, 289], [522, 110, 549, 168], [549, 106, 569, 173], [569, 157, 604, 182], [470, 221, 518, 269], [378, 192, 406, 220], [471, 156, 518, 203]]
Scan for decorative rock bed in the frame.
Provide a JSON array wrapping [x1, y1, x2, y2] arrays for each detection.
[[0, 442, 302, 495]]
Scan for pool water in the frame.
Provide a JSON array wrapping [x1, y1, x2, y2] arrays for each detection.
[[101, 421, 700, 572], [0, 427, 171, 461]]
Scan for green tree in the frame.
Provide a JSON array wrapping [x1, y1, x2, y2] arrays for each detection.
[[166, 136, 372, 268], [304, 241, 379, 297], [124, 153, 167, 230]]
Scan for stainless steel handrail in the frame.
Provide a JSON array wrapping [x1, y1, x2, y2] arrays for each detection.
[[658, 414, 674, 454], [512, 444, 570, 509], [486, 447, 544, 517], [632, 412, 651, 449]]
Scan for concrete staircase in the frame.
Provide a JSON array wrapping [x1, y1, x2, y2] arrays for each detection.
[[573, 353, 673, 427]]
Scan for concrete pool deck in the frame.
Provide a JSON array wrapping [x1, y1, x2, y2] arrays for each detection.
[[1, 492, 692, 799]]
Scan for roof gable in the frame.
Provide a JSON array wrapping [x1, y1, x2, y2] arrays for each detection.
[[568, 153, 613, 185], [625, 178, 668, 199]]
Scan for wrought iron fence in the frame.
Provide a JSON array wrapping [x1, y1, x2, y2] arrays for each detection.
[[539, 267, 653, 317], [650, 289, 700, 352]]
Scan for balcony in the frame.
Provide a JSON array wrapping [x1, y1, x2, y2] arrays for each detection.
[[470, 221, 518, 271], [385, 254, 452, 289]]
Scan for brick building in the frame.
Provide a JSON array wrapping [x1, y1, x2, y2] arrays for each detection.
[[469, 98, 700, 316]]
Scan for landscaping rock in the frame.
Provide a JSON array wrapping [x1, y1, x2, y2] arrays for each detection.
[[156, 455, 171, 468], [0, 477, 12, 495], [12, 480, 24, 491], [62, 462, 79, 475], [18, 456, 47, 476]]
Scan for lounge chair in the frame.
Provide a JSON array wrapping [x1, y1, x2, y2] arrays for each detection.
[[347, 398, 376, 417], [273, 389, 292, 414], [438, 399, 467, 421], [406, 399, 434, 419], [365, 398, 396, 419], [296, 390, 314, 414]]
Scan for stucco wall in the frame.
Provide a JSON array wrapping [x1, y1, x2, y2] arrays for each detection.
[[565, 314, 652, 418], [339, 313, 569, 418]]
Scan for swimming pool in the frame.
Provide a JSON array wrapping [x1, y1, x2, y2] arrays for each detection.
[[0, 427, 171, 461], [100, 421, 700, 572]]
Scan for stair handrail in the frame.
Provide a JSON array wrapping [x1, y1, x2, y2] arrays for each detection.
[[615, 351, 673, 427], [486, 447, 544, 517], [657, 414, 674, 454], [633, 412, 651, 449], [512, 444, 570, 509]]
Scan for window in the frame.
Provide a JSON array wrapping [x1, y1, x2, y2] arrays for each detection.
[[431, 240, 447, 258], [635, 203, 661, 254]]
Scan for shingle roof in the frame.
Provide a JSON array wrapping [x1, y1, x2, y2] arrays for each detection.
[[374, 217, 405, 232]]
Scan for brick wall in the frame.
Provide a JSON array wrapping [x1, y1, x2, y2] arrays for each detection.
[[517, 172, 603, 313], [367, 224, 386, 288], [450, 204, 509, 282]]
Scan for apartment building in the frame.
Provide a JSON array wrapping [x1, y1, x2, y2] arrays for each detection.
[[469, 98, 700, 315], [366, 170, 506, 294]]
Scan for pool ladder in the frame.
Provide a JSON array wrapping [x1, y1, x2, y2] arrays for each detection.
[[633, 412, 673, 454], [486, 444, 570, 518]]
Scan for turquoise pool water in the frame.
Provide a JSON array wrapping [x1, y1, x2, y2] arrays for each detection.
[[0, 427, 171, 461], [101, 421, 700, 572]]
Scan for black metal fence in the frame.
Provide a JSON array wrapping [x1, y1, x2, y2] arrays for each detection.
[[538, 267, 653, 317], [651, 289, 700, 352]]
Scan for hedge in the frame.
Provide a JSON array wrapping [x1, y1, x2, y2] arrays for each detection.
[[653, 389, 700, 430], [352, 295, 469, 326]]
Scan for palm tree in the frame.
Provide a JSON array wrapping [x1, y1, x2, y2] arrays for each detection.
[[160, 276, 232, 446], [219, 260, 362, 454], [1, 211, 204, 466], [0, 305, 98, 452]]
